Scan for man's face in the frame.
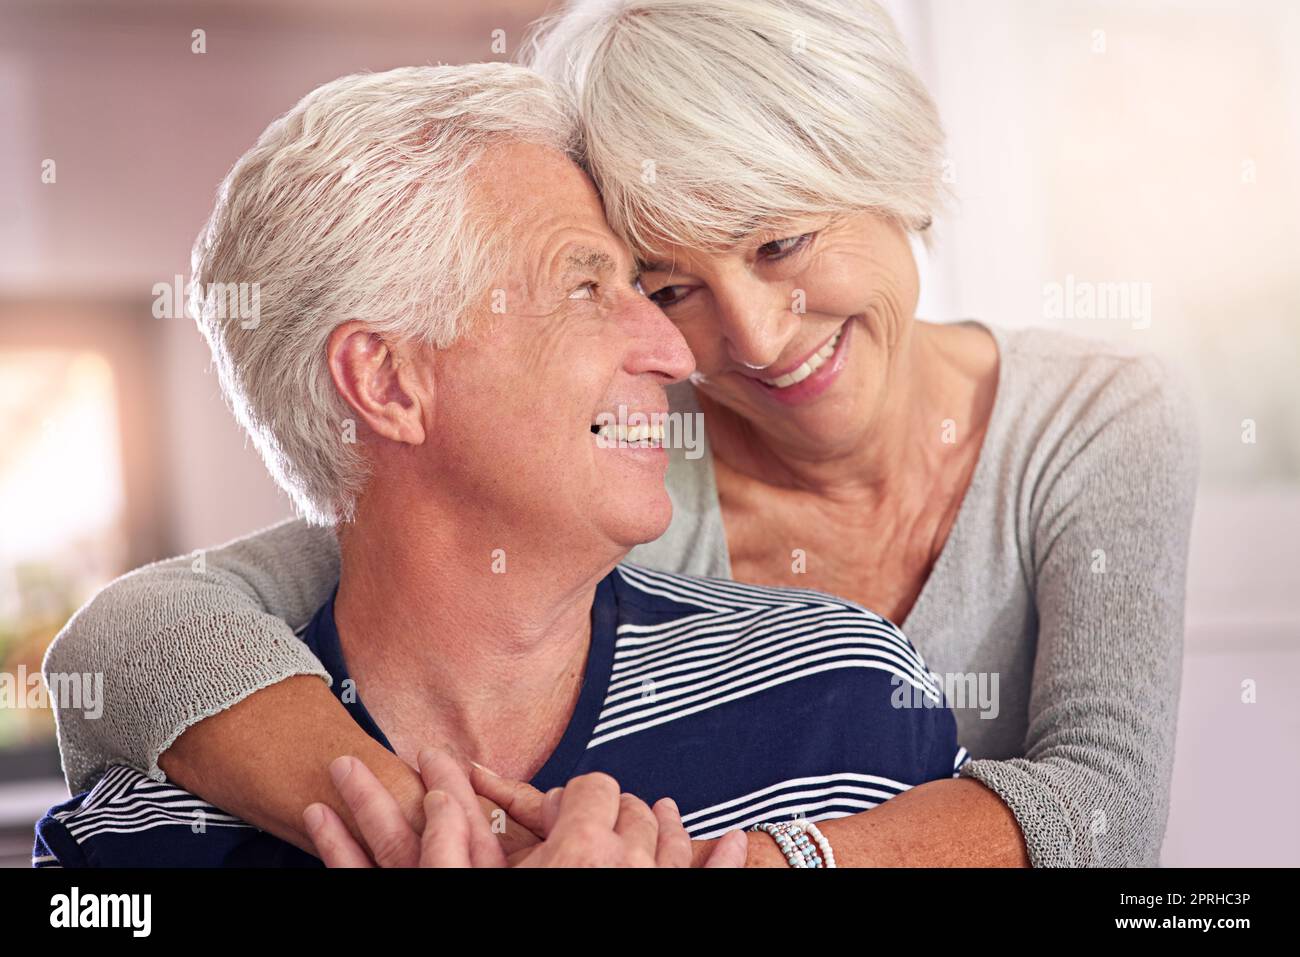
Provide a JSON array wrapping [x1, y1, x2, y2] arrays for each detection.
[[412, 142, 694, 559]]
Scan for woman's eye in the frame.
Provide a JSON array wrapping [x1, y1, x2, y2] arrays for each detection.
[[568, 281, 598, 301], [758, 233, 813, 260], [646, 284, 690, 308]]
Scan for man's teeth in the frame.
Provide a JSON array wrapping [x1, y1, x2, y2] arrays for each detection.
[[593, 423, 666, 443], [761, 326, 844, 388]]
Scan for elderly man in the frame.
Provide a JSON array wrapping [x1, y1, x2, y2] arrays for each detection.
[[35, 64, 964, 868]]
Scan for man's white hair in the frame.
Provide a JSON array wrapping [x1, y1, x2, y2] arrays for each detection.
[[522, 0, 946, 259], [191, 64, 578, 525]]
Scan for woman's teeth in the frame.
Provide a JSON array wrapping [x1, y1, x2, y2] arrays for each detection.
[[761, 326, 843, 388]]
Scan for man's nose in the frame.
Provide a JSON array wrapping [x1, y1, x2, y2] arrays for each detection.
[[618, 293, 695, 384]]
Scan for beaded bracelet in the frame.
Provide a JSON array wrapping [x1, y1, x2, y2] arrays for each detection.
[[750, 822, 812, 867], [751, 821, 822, 868], [749, 820, 837, 868], [803, 821, 836, 868]]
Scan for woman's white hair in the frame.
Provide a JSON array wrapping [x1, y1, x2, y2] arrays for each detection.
[[522, 0, 946, 259], [190, 64, 578, 526]]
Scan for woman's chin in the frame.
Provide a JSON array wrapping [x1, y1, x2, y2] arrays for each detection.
[[752, 377, 876, 450]]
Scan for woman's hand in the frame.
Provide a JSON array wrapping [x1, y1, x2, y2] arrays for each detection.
[[470, 763, 748, 867], [304, 749, 509, 867], [506, 773, 710, 867], [304, 750, 747, 867]]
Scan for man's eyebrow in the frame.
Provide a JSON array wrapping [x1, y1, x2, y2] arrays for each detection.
[[563, 246, 639, 287], [566, 247, 616, 273]]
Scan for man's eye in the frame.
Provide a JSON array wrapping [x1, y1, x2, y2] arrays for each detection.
[[568, 281, 598, 301], [646, 284, 690, 308], [758, 233, 813, 260]]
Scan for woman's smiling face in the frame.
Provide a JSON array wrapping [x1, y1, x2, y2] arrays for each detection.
[[637, 210, 922, 460]]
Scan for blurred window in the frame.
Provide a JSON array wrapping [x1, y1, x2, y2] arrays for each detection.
[[0, 350, 126, 765]]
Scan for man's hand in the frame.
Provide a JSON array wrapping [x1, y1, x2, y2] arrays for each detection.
[[304, 750, 747, 867], [304, 749, 508, 867], [470, 763, 748, 867]]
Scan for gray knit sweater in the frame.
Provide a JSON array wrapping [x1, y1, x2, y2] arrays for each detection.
[[44, 322, 1199, 867]]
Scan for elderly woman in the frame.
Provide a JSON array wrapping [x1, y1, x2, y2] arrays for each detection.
[[42, 62, 984, 868], [46, 0, 1197, 867]]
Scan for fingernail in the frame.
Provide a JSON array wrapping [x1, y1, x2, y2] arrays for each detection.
[[468, 759, 498, 776], [303, 804, 325, 830], [329, 756, 353, 786]]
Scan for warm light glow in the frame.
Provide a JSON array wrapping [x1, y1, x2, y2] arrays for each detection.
[[0, 350, 125, 567]]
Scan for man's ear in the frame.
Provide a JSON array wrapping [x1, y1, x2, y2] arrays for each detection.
[[326, 321, 429, 445]]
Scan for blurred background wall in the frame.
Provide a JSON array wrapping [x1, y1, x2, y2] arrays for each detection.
[[0, 0, 1296, 866]]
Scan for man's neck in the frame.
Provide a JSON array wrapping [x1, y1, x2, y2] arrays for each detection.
[[331, 484, 618, 780]]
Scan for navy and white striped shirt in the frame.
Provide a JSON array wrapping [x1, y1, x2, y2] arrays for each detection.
[[34, 563, 968, 867]]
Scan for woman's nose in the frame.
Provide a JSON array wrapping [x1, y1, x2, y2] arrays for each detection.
[[714, 287, 800, 370]]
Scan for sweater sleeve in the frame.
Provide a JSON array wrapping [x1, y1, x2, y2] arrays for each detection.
[[959, 354, 1199, 867], [42, 518, 341, 794]]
